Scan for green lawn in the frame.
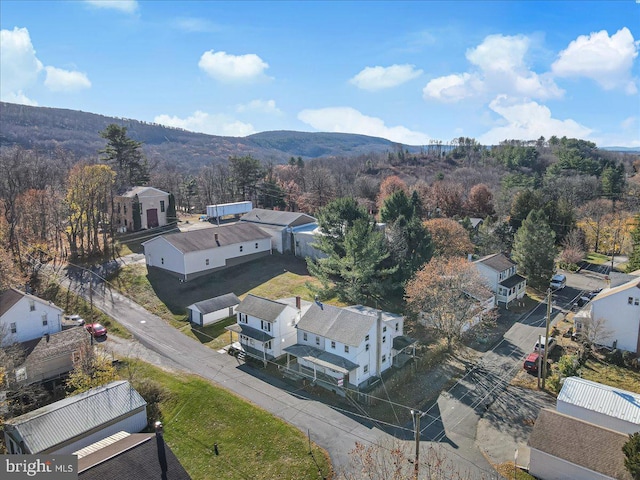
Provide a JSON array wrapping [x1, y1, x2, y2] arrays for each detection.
[[126, 361, 332, 480], [580, 359, 640, 394], [585, 252, 610, 265]]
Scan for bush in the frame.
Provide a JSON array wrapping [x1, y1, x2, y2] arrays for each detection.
[[558, 354, 580, 377], [546, 374, 562, 394], [132, 378, 171, 427], [608, 349, 626, 367]]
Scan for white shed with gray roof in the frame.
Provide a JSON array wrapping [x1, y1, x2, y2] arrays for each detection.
[[187, 293, 240, 326], [4, 380, 147, 455], [557, 376, 640, 434]]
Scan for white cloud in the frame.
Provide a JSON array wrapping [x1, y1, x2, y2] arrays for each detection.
[[236, 99, 282, 115], [424, 34, 563, 102], [298, 107, 430, 145], [552, 27, 638, 94], [0, 27, 43, 105], [350, 64, 423, 91], [44, 66, 91, 92], [154, 111, 255, 137], [84, 0, 138, 14], [198, 50, 269, 82], [621, 116, 637, 131], [174, 17, 218, 33], [478, 95, 592, 145]]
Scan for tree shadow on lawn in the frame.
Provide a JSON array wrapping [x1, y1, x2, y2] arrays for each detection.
[[145, 255, 311, 315], [189, 317, 236, 346]]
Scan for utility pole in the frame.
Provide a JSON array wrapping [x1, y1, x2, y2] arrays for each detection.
[[412, 410, 421, 480], [542, 288, 552, 389], [537, 334, 542, 389]]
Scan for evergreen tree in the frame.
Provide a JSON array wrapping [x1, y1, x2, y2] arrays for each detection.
[[229, 155, 264, 201], [627, 214, 640, 273], [380, 190, 413, 223], [623, 432, 640, 479], [512, 209, 556, 290], [100, 124, 149, 190], [386, 215, 433, 285]]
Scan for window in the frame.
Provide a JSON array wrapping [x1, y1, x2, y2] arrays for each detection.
[[365, 344, 369, 351], [382, 336, 386, 343], [117, 204, 121, 214], [239, 246, 244, 252], [381, 354, 386, 363], [636, 298, 640, 306], [10, 322, 16, 334], [161, 257, 164, 265], [315, 336, 320, 346], [239, 313, 248, 324], [205, 259, 210, 266], [363, 365, 369, 373], [160, 200, 165, 212], [29, 300, 35, 312], [124, 219, 128, 226], [303, 332, 308, 341], [344, 345, 349, 353], [255, 243, 259, 249], [383, 326, 387, 333], [42, 313, 48, 326], [265, 340, 272, 350], [365, 334, 369, 341], [331, 341, 336, 349], [395, 323, 399, 331], [261, 320, 271, 332], [124, 205, 127, 214], [630, 297, 634, 305]]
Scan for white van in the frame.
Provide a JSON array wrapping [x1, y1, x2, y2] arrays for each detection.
[[550, 273, 566, 290]]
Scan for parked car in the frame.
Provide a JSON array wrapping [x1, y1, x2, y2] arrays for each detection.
[[550, 274, 567, 290], [586, 289, 602, 300], [523, 352, 550, 374], [64, 314, 85, 325], [534, 336, 557, 353], [572, 296, 591, 310], [85, 323, 107, 337], [227, 341, 244, 357]]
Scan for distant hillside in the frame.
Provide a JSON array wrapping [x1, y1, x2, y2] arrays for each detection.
[[0, 102, 415, 171]]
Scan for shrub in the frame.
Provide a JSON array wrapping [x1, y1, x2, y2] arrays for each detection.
[[132, 378, 171, 427], [558, 354, 580, 377], [608, 349, 626, 367], [546, 374, 562, 394]]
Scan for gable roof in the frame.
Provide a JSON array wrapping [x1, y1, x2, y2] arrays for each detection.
[[117, 186, 168, 198], [558, 376, 640, 425], [78, 433, 191, 480], [236, 294, 289, 322], [21, 327, 89, 367], [593, 277, 640, 302], [474, 253, 515, 272], [142, 223, 269, 254], [298, 303, 377, 346], [529, 408, 632, 480], [240, 208, 316, 228], [5, 380, 146, 454], [0, 288, 63, 317], [189, 293, 240, 315]]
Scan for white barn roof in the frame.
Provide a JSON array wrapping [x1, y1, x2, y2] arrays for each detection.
[[558, 377, 640, 425]]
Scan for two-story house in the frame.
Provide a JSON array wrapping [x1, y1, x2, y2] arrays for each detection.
[[574, 276, 640, 353], [0, 288, 63, 346], [225, 294, 311, 365], [114, 186, 170, 232], [283, 303, 408, 394], [474, 253, 526, 306]]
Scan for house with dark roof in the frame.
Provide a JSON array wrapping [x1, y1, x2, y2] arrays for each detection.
[[239, 208, 317, 254], [226, 294, 311, 365], [474, 253, 527, 306], [574, 275, 640, 353], [4, 380, 147, 455], [77, 427, 191, 480], [528, 408, 632, 480], [142, 223, 271, 281], [114, 186, 170, 232], [283, 303, 412, 393], [0, 288, 64, 346], [13, 327, 90, 385], [187, 293, 240, 327]]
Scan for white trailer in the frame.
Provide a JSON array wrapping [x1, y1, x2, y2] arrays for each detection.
[[206, 201, 253, 222]]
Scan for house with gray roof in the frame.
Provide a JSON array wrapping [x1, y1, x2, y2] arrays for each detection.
[[240, 208, 316, 254], [114, 186, 170, 232], [0, 288, 64, 346], [142, 223, 271, 281], [4, 380, 147, 455], [474, 253, 526, 306], [226, 295, 311, 365], [528, 408, 632, 480], [283, 302, 411, 393], [187, 293, 240, 326]]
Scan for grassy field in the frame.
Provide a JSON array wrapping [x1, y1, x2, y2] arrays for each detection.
[[125, 361, 332, 480], [585, 252, 610, 265], [580, 358, 640, 393]]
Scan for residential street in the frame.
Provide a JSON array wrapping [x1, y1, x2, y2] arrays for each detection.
[[50, 263, 607, 477]]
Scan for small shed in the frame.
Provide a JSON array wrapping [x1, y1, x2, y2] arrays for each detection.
[[187, 293, 240, 326]]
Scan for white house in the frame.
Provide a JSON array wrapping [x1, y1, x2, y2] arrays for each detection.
[[142, 222, 271, 281], [283, 303, 408, 392], [4, 380, 147, 455], [225, 294, 311, 365], [187, 293, 240, 327], [574, 277, 640, 353], [474, 253, 527, 306], [114, 186, 170, 232], [528, 408, 632, 480], [240, 208, 316, 254], [557, 377, 640, 435], [0, 288, 63, 346]]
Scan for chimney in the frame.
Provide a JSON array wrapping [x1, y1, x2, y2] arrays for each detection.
[[155, 421, 168, 478], [296, 296, 301, 310]]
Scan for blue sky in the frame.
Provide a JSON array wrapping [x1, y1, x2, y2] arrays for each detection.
[[1, 0, 639, 147]]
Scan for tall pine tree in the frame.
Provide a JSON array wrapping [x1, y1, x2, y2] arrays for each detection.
[[627, 214, 640, 273], [511, 209, 556, 290], [100, 124, 149, 190]]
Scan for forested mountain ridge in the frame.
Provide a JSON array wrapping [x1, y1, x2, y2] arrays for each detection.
[[0, 102, 418, 171]]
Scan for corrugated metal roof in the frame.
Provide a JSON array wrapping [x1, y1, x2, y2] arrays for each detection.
[[235, 294, 289, 322], [240, 208, 316, 227], [558, 377, 640, 424], [189, 293, 240, 315], [143, 222, 270, 253], [6, 380, 147, 453]]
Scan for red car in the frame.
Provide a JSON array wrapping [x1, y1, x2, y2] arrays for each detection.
[[85, 323, 107, 337]]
